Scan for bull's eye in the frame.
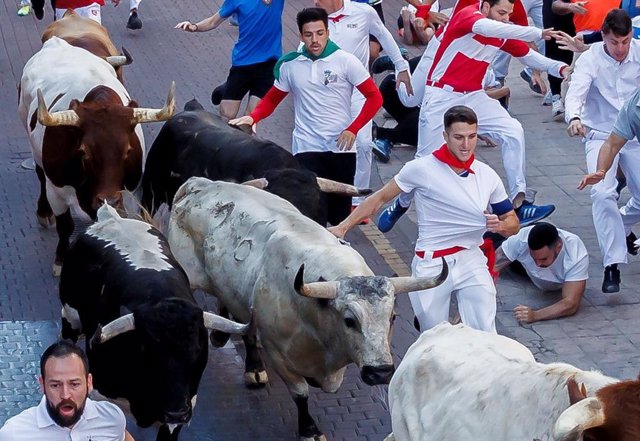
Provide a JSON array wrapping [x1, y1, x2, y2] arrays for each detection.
[[344, 317, 357, 329]]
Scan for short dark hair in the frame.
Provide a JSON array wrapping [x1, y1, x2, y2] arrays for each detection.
[[40, 340, 90, 378], [482, 0, 515, 6], [527, 222, 560, 251], [297, 8, 328, 33], [444, 105, 478, 131], [602, 9, 632, 37]]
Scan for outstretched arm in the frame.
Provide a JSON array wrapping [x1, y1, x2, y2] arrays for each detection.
[[175, 11, 226, 32], [514, 280, 585, 324]]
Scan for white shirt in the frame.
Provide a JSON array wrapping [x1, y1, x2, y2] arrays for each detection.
[[565, 40, 640, 133], [327, 0, 409, 72], [275, 49, 370, 154], [394, 154, 508, 251], [501, 226, 589, 291], [0, 396, 126, 441]]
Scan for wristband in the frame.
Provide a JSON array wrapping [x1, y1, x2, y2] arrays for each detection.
[[569, 117, 580, 123]]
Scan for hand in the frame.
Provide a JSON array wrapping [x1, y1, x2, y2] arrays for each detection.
[[554, 31, 587, 53], [327, 225, 346, 239], [541, 27, 556, 41], [396, 70, 413, 96], [570, 1, 588, 15], [228, 115, 254, 126], [561, 65, 573, 80], [175, 21, 198, 32], [484, 212, 501, 233], [336, 130, 356, 151], [531, 70, 547, 96], [577, 170, 606, 190], [428, 11, 449, 26], [567, 119, 586, 137], [514, 305, 536, 324], [111, 0, 120, 6]]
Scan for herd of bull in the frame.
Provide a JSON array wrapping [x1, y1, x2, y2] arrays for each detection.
[[15, 10, 640, 441]]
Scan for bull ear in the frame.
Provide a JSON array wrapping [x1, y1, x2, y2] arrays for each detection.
[[567, 378, 587, 404], [294, 264, 338, 299]]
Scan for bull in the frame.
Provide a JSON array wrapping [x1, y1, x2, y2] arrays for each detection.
[[386, 322, 640, 441], [59, 204, 251, 441], [41, 10, 132, 82], [141, 99, 370, 225], [18, 37, 175, 275], [167, 177, 447, 441]]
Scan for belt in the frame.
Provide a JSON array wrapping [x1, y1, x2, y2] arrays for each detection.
[[426, 80, 474, 94], [416, 246, 466, 259]]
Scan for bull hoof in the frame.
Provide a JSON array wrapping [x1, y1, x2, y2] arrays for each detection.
[[37, 214, 55, 228], [52, 262, 62, 277], [300, 435, 326, 441], [244, 370, 268, 388]]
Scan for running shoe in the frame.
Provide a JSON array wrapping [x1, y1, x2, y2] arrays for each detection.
[[372, 139, 392, 163], [516, 201, 555, 227], [519, 70, 543, 95], [127, 11, 143, 30], [377, 198, 408, 232]]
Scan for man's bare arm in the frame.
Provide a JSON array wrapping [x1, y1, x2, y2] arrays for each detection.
[[515, 280, 585, 324]]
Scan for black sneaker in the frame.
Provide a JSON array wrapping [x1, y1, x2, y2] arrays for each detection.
[[602, 264, 620, 293], [627, 231, 638, 256], [127, 11, 143, 30], [211, 83, 226, 106], [371, 55, 394, 74]]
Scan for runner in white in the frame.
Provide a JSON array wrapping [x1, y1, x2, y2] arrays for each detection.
[[330, 105, 519, 333], [566, 9, 640, 293], [379, 0, 570, 233], [314, 0, 412, 208], [495, 222, 589, 323]]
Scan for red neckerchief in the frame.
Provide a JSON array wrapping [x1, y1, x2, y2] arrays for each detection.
[[432, 144, 475, 174], [330, 14, 346, 22]]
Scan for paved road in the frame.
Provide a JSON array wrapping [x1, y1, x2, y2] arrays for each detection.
[[1, 0, 639, 439]]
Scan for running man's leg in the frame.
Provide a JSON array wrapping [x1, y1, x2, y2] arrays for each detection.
[[454, 248, 497, 334], [409, 254, 454, 332]]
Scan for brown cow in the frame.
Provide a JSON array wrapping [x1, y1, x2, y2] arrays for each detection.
[[18, 36, 175, 275], [41, 10, 131, 81]]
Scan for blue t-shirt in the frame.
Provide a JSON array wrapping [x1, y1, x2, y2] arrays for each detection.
[[219, 0, 284, 67]]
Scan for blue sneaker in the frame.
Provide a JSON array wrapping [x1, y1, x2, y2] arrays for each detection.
[[377, 198, 408, 232], [519, 70, 543, 95], [372, 139, 392, 163], [371, 55, 394, 74], [516, 201, 555, 227]]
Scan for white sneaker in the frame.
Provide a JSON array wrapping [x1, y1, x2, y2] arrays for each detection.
[[551, 94, 564, 121], [541, 90, 552, 106]]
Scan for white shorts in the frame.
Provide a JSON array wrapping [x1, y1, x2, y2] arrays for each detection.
[[55, 3, 101, 23]]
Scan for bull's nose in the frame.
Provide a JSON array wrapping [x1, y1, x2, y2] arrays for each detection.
[[164, 408, 191, 424], [361, 364, 395, 385]]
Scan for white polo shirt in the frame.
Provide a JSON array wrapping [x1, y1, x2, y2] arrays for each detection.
[[501, 226, 589, 291], [394, 155, 509, 252], [0, 396, 126, 441], [275, 49, 370, 155]]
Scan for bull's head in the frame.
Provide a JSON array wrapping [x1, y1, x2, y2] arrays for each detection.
[[294, 260, 448, 386], [554, 376, 640, 441], [36, 82, 175, 215], [89, 298, 250, 427]]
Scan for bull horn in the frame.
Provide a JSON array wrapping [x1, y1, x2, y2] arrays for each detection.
[[390, 258, 448, 294], [316, 177, 372, 196], [242, 178, 269, 189], [131, 81, 176, 124], [90, 313, 135, 347], [553, 397, 605, 441], [37, 89, 80, 127], [203, 311, 251, 335], [294, 264, 338, 299], [105, 47, 133, 67]]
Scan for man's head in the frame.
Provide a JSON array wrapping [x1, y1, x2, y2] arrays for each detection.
[[481, 0, 515, 23], [527, 222, 562, 268], [39, 341, 93, 428], [602, 9, 632, 63], [298, 8, 330, 57], [442, 105, 478, 163]]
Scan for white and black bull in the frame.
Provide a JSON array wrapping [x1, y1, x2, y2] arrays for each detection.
[[18, 37, 175, 275], [59, 204, 250, 441], [167, 178, 447, 441], [141, 99, 370, 225]]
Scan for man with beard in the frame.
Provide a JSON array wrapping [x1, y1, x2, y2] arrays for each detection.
[[0, 341, 133, 441], [494, 222, 589, 324]]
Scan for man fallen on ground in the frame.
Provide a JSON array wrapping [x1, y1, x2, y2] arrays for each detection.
[[495, 222, 589, 324]]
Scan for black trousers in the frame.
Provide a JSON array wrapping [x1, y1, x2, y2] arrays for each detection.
[[543, 0, 575, 95], [379, 73, 419, 146], [296, 151, 356, 226]]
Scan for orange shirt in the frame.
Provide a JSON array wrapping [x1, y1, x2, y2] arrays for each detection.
[[571, 0, 619, 33]]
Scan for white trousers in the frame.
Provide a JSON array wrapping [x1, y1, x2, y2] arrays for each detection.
[[56, 3, 101, 22], [352, 93, 373, 205], [409, 247, 497, 334], [129, 0, 141, 10], [585, 131, 640, 267]]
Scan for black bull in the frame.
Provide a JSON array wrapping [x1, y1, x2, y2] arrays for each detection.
[[141, 99, 369, 226]]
